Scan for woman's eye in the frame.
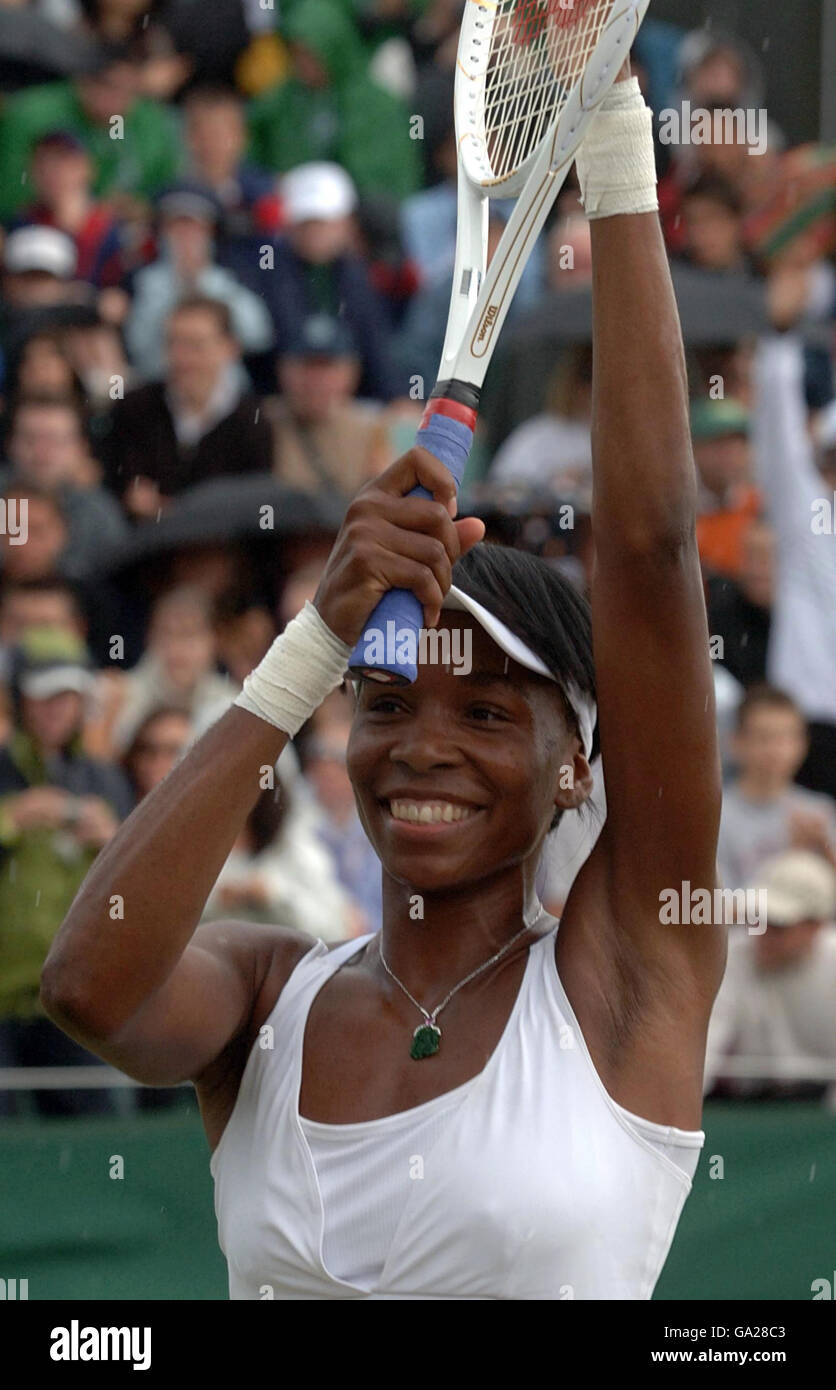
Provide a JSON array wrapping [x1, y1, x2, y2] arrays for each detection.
[[367, 698, 404, 715], [468, 705, 506, 722]]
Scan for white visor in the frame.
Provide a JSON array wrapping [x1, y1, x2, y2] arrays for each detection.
[[442, 584, 597, 758]]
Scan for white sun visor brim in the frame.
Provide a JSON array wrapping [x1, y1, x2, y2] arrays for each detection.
[[442, 584, 597, 758]]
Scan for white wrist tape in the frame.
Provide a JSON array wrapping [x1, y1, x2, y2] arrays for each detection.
[[576, 76, 658, 221], [234, 601, 351, 737]]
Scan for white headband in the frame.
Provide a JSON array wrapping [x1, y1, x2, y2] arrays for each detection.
[[442, 585, 597, 758]]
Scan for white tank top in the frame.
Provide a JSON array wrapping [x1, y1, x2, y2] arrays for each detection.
[[211, 924, 705, 1300]]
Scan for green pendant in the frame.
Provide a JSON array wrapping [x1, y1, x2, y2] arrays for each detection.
[[410, 1022, 442, 1060]]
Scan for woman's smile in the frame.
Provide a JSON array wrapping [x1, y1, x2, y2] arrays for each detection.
[[382, 796, 487, 832]]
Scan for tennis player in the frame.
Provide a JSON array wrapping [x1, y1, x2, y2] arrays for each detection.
[[42, 64, 726, 1300]]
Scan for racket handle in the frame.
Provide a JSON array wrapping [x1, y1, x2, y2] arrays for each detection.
[[348, 394, 477, 682]]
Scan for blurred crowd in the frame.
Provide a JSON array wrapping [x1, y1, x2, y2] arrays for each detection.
[[0, 1, 833, 1115]]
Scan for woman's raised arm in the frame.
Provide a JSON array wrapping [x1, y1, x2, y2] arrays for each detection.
[[560, 77, 726, 1091]]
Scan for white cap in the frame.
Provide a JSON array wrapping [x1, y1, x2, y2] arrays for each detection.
[[281, 162, 357, 224], [4, 225, 77, 278], [20, 666, 94, 701], [442, 584, 597, 758], [752, 851, 836, 926]]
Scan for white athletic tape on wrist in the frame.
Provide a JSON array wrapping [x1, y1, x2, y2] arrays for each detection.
[[576, 76, 658, 221], [234, 601, 351, 737]]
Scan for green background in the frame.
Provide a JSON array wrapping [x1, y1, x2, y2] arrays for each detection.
[[0, 1100, 833, 1300]]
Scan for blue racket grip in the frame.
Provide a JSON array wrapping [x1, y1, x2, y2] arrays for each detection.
[[348, 409, 475, 682]]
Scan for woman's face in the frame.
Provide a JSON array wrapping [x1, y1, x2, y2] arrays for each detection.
[[129, 711, 191, 797], [19, 338, 74, 395], [347, 616, 585, 894]]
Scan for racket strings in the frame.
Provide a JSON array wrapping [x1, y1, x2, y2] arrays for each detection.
[[482, 0, 613, 181]]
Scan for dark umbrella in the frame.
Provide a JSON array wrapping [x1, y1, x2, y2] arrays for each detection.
[[94, 474, 347, 578], [480, 266, 768, 453]]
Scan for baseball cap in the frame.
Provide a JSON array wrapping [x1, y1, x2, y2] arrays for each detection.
[[690, 398, 751, 442], [281, 163, 357, 224], [32, 129, 88, 157], [284, 314, 357, 359], [441, 584, 597, 758], [752, 851, 836, 926], [156, 182, 221, 226], [14, 626, 94, 702], [4, 226, 77, 279]]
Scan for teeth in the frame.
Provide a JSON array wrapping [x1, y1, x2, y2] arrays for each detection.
[[389, 801, 477, 824]]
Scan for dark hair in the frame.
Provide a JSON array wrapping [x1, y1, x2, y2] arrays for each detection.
[[453, 543, 597, 830], [0, 574, 84, 619], [183, 84, 244, 115], [168, 295, 235, 340], [682, 171, 743, 219], [7, 330, 87, 407], [10, 390, 88, 437], [122, 704, 192, 795], [736, 683, 804, 731]]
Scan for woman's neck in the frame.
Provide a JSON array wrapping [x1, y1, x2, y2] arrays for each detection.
[[377, 865, 544, 997]]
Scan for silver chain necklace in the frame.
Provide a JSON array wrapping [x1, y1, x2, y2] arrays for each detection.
[[377, 904, 547, 1060]]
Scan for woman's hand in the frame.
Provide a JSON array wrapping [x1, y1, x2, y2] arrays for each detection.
[[314, 447, 485, 648]]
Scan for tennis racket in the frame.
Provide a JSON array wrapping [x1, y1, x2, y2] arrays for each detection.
[[349, 0, 652, 681]]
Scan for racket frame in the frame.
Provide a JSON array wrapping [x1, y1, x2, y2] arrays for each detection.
[[435, 0, 651, 398]]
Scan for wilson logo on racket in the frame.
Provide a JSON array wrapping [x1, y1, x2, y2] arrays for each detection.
[[477, 305, 500, 342]]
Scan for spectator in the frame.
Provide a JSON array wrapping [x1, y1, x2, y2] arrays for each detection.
[[212, 593, 276, 688], [106, 586, 236, 752], [754, 270, 836, 798], [706, 517, 774, 690], [0, 576, 88, 688], [202, 768, 357, 942], [10, 129, 131, 289], [60, 310, 136, 455], [691, 397, 761, 581], [718, 686, 836, 890], [260, 162, 397, 401], [4, 329, 86, 407], [659, 29, 781, 255], [0, 393, 128, 578], [353, 194, 421, 330], [182, 85, 282, 245], [77, 0, 194, 101], [0, 625, 131, 1116], [264, 315, 389, 496], [679, 173, 749, 274], [489, 347, 594, 498], [248, 0, 421, 201], [704, 852, 836, 1102], [124, 183, 274, 381], [0, 45, 180, 221], [300, 688, 382, 933], [0, 573, 85, 644], [0, 226, 89, 359], [108, 296, 272, 515], [0, 485, 69, 585], [121, 704, 192, 804]]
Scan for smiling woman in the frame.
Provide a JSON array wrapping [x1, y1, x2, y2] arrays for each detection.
[[40, 68, 725, 1302]]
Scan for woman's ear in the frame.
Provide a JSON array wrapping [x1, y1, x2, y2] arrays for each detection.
[[553, 750, 594, 813]]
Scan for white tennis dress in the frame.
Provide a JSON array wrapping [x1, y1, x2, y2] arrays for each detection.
[[211, 922, 704, 1300]]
